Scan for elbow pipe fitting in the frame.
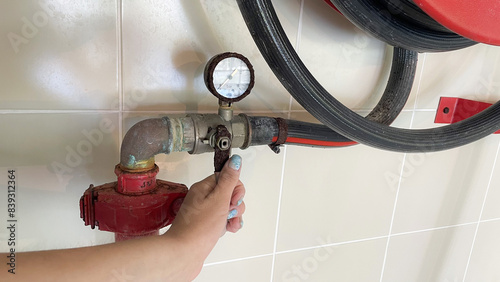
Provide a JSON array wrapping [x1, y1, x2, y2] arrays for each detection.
[[120, 117, 173, 171]]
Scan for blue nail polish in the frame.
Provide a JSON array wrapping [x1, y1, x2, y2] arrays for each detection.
[[229, 155, 242, 171], [237, 198, 243, 206], [240, 219, 244, 228], [227, 209, 238, 220]]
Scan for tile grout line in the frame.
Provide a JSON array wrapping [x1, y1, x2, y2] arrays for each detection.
[[269, 145, 287, 281], [486, 49, 500, 99], [379, 52, 427, 282], [276, 235, 389, 256], [201, 218, 500, 269], [391, 221, 476, 238], [408, 52, 427, 127], [0, 108, 439, 115], [203, 253, 274, 268], [117, 0, 124, 144], [479, 216, 500, 224], [378, 155, 406, 282], [0, 110, 122, 114], [201, 219, 497, 269], [462, 139, 500, 281], [275, 221, 483, 257], [0, 109, 308, 115], [270, 2, 305, 281]]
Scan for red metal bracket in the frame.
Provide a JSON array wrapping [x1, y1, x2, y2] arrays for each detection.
[[435, 97, 500, 134]]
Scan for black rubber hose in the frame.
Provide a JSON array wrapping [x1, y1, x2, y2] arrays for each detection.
[[237, 0, 500, 153], [329, 0, 477, 52], [246, 47, 417, 147], [379, 0, 450, 33], [286, 119, 355, 147], [247, 117, 356, 148], [285, 47, 419, 147], [364, 47, 417, 124]]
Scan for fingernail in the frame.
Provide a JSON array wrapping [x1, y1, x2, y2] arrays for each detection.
[[237, 198, 243, 206], [227, 209, 238, 220], [229, 155, 242, 171], [240, 219, 244, 229]]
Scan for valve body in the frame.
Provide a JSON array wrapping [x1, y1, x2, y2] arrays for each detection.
[[80, 164, 187, 241]]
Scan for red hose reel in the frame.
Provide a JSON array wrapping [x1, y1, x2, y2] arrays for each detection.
[[413, 0, 500, 46], [325, 0, 500, 46]]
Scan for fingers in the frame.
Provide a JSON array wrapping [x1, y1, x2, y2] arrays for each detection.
[[182, 155, 246, 236], [189, 174, 216, 196], [227, 217, 243, 233], [227, 198, 245, 233], [183, 176, 216, 211], [230, 180, 245, 208], [227, 200, 245, 233], [214, 155, 242, 200]]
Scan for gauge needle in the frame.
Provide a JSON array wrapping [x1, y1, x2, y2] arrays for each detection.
[[218, 68, 239, 89]]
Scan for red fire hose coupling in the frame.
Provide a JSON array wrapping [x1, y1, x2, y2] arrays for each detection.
[[79, 164, 188, 241]]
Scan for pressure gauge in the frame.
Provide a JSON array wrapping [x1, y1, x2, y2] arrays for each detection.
[[204, 52, 255, 103]]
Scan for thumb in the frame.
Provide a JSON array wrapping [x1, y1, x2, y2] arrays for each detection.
[[215, 154, 242, 199]]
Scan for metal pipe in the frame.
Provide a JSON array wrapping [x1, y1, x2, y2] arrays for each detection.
[[120, 116, 196, 170], [120, 118, 169, 170], [119, 114, 250, 170]]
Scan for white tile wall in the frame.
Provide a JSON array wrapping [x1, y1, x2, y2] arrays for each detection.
[[1, 1, 500, 281]]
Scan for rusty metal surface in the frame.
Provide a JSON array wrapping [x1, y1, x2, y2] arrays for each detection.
[[204, 52, 255, 103], [120, 117, 172, 170], [268, 117, 288, 153], [214, 125, 232, 173]]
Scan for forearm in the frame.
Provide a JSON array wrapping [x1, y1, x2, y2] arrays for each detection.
[[1, 233, 203, 282], [1, 156, 245, 282]]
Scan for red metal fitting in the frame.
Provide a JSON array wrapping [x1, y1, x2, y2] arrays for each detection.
[[434, 97, 500, 134], [115, 164, 159, 194], [80, 164, 188, 241]]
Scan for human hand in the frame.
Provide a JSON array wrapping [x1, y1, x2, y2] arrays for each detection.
[[166, 155, 246, 266], [3, 156, 246, 282]]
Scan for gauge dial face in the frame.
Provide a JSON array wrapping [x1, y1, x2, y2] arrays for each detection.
[[213, 57, 251, 99], [204, 52, 255, 102]]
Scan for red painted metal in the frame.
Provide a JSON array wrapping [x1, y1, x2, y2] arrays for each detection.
[[115, 165, 159, 194], [80, 164, 188, 241], [323, 0, 342, 14], [413, 0, 500, 45], [435, 97, 500, 134]]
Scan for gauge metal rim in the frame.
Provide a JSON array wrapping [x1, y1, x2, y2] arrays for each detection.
[[203, 52, 255, 103]]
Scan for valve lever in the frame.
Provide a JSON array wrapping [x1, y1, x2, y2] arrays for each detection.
[[213, 125, 232, 182]]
